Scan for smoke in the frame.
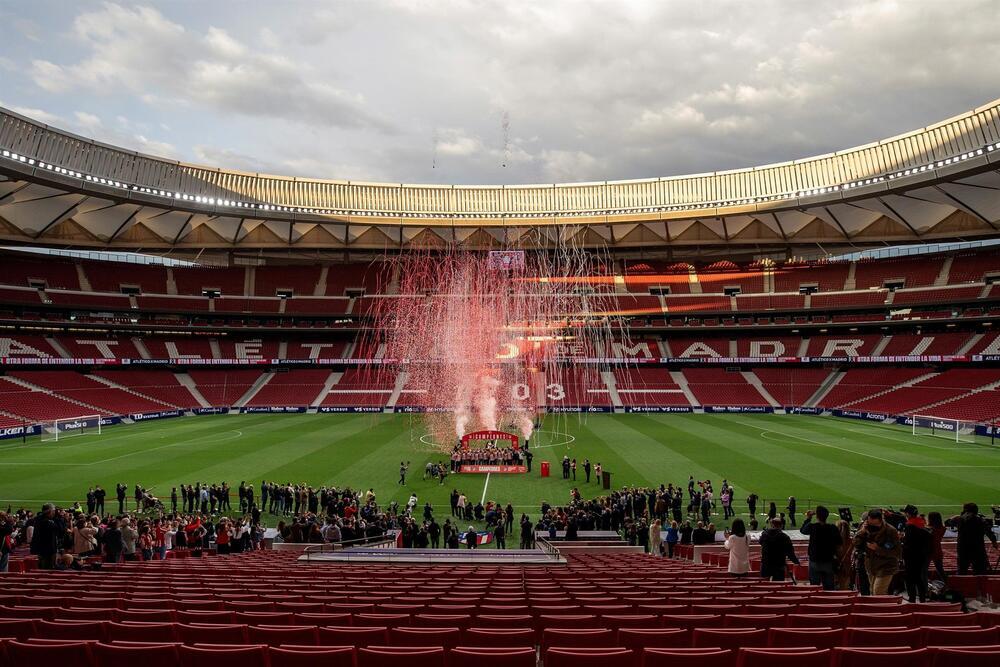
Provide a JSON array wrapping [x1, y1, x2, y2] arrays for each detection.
[[477, 374, 501, 431], [517, 410, 535, 441]]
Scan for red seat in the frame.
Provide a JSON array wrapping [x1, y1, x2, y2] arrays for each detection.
[[55, 609, 116, 622], [724, 614, 782, 628], [176, 611, 236, 625], [463, 627, 535, 647], [642, 648, 733, 667], [292, 613, 353, 627], [246, 625, 318, 646], [357, 646, 446, 667], [538, 614, 603, 629], [318, 626, 389, 647], [235, 612, 292, 626], [412, 614, 473, 629], [0, 620, 36, 641], [107, 622, 179, 643], [849, 613, 912, 628], [912, 612, 976, 627], [450, 647, 535, 667], [390, 626, 461, 648], [5, 640, 94, 667], [178, 644, 267, 667], [832, 647, 931, 667], [546, 647, 632, 667], [693, 627, 768, 649], [474, 615, 533, 628], [93, 642, 180, 667], [921, 626, 1000, 646], [945, 575, 981, 599], [267, 645, 355, 667], [737, 648, 830, 667], [845, 627, 923, 647], [600, 615, 659, 630], [114, 610, 176, 623], [541, 628, 614, 651], [930, 646, 1000, 666], [355, 614, 410, 628], [787, 613, 850, 628], [36, 620, 108, 642], [176, 624, 249, 645], [662, 614, 723, 630], [769, 627, 843, 648]]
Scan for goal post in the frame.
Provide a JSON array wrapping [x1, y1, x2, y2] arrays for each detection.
[[39, 415, 102, 442], [911, 414, 977, 443]]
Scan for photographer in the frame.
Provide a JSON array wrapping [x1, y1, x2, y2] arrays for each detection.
[[951, 502, 998, 575], [852, 509, 902, 595]]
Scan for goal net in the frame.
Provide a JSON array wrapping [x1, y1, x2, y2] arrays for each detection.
[[911, 415, 977, 443], [39, 415, 102, 442]]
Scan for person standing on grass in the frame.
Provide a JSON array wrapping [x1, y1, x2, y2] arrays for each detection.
[[494, 520, 506, 549], [94, 486, 105, 517], [583, 459, 592, 483], [853, 509, 902, 595], [901, 505, 933, 603], [758, 517, 800, 582], [800, 506, 842, 590], [116, 484, 127, 514], [398, 461, 409, 485], [725, 518, 751, 576]]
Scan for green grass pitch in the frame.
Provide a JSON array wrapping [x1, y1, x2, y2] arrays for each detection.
[[1, 413, 997, 525]]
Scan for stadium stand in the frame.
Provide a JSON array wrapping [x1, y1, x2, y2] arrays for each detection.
[[613, 367, 690, 407], [172, 267, 246, 296], [245, 370, 332, 408], [751, 368, 831, 406], [853, 255, 945, 290], [682, 368, 769, 407], [187, 370, 265, 406], [254, 265, 323, 297]]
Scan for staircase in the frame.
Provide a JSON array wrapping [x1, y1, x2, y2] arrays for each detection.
[[688, 268, 702, 293], [843, 262, 857, 290], [311, 372, 343, 408], [385, 371, 407, 412], [87, 374, 181, 409], [0, 375, 105, 414], [742, 371, 781, 408], [957, 333, 984, 355], [934, 256, 954, 286], [601, 370, 624, 411], [314, 266, 328, 296], [46, 336, 72, 359], [75, 263, 92, 292], [234, 372, 274, 408], [174, 372, 212, 408], [132, 337, 152, 359], [668, 371, 699, 407], [805, 371, 844, 408], [870, 336, 892, 356]]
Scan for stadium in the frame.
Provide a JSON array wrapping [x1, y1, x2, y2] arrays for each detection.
[[1, 2, 1000, 665]]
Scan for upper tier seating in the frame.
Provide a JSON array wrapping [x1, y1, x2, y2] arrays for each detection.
[[324, 263, 390, 296], [666, 338, 731, 358], [0, 335, 63, 358], [216, 339, 281, 360], [804, 335, 881, 357], [877, 333, 971, 356], [58, 337, 142, 359], [82, 261, 170, 294], [0, 255, 80, 290], [773, 262, 849, 293], [735, 294, 806, 311], [663, 295, 731, 314], [173, 267, 246, 296], [854, 255, 945, 289], [43, 290, 131, 310], [144, 338, 217, 360], [135, 295, 212, 312], [697, 265, 765, 294], [622, 261, 692, 294], [810, 291, 887, 309], [948, 248, 1000, 284], [254, 265, 323, 297]]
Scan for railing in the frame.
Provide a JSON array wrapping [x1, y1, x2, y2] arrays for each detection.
[[300, 533, 396, 561]]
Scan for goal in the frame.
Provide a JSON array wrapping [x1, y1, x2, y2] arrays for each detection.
[[911, 414, 977, 443], [39, 415, 102, 442]]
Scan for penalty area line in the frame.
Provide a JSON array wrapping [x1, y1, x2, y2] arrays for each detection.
[[481, 473, 491, 505]]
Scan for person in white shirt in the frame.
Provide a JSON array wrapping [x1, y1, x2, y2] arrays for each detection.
[[724, 518, 751, 576]]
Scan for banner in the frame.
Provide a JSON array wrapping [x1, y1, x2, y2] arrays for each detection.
[[0, 424, 41, 440], [546, 406, 613, 413], [786, 406, 823, 415], [317, 406, 383, 413], [393, 406, 453, 413], [459, 465, 527, 474], [831, 409, 889, 422], [459, 530, 495, 546], [130, 410, 183, 421], [193, 407, 230, 415], [241, 406, 307, 414], [623, 406, 694, 413], [704, 405, 774, 413]]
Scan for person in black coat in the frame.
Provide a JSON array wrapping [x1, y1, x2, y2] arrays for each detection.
[[102, 518, 124, 564], [758, 518, 800, 581], [29, 504, 61, 570], [951, 502, 999, 575], [465, 526, 478, 549], [800, 506, 842, 590], [901, 505, 933, 602], [116, 484, 127, 514]]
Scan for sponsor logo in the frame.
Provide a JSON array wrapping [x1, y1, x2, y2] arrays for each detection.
[[786, 407, 823, 415], [705, 406, 772, 414], [459, 465, 527, 474], [318, 406, 383, 413], [62, 420, 88, 430], [194, 407, 229, 415], [131, 410, 183, 421], [624, 406, 693, 413], [242, 406, 306, 414]]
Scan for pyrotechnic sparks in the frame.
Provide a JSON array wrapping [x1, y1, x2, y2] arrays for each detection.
[[365, 246, 627, 450]]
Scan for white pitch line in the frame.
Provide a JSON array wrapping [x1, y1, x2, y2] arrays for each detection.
[[481, 473, 491, 504], [753, 426, 918, 467]]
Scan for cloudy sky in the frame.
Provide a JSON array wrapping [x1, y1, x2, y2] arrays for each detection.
[[1, 1, 998, 185]]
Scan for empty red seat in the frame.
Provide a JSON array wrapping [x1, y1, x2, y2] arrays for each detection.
[[618, 627, 690, 653], [475, 614, 533, 628], [724, 614, 782, 628], [546, 647, 632, 667], [178, 644, 267, 667], [921, 626, 1000, 646], [36, 620, 107, 642], [176, 623, 249, 645], [463, 627, 535, 647], [176, 611, 236, 625], [663, 614, 723, 630], [5, 640, 94, 667], [600, 615, 659, 630], [542, 628, 614, 651], [849, 613, 912, 627], [267, 645, 355, 667], [357, 646, 446, 667], [390, 626, 461, 648], [538, 614, 603, 629], [0, 620, 36, 641], [788, 613, 850, 628], [318, 626, 388, 647], [930, 646, 1000, 666], [292, 613, 352, 626], [737, 647, 830, 667], [235, 611, 292, 626], [115, 610, 176, 623], [450, 647, 535, 667], [246, 624, 318, 646], [93, 642, 181, 667], [107, 622, 179, 643], [413, 614, 473, 629], [693, 627, 768, 649], [642, 647, 733, 667], [912, 612, 975, 627], [846, 627, 923, 647], [769, 627, 843, 648], [355, 614, 410, 628], [832, 647, 931, 667]]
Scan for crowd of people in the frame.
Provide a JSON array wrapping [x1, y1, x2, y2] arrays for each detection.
[[450, 444, 532, 470]]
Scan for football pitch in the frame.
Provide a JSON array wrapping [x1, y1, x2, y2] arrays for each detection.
[[1, 413, 998, 524]]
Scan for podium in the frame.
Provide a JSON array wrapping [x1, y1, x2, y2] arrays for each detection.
[[540, 461, 550, 478], [601, 470, 612, 490]]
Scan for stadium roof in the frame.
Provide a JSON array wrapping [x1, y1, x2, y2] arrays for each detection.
[[1, 99, 1000, 259]]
